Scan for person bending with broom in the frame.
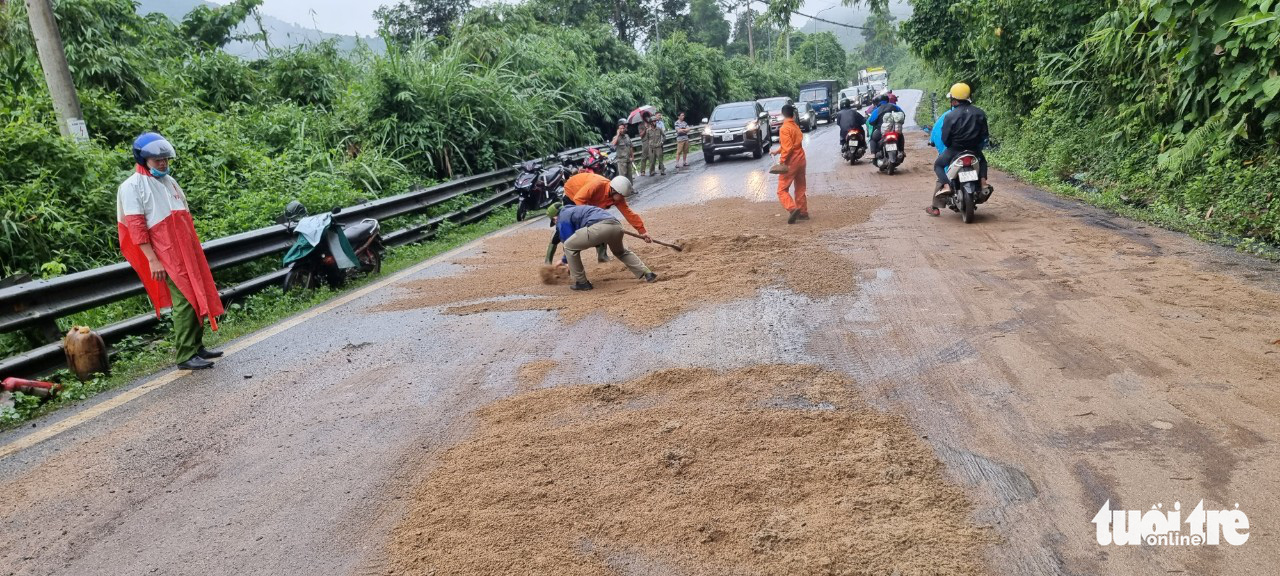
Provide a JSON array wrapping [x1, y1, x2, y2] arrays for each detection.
[[547, 202, 657, 291]]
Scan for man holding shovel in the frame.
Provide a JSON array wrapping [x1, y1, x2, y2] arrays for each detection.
[[548, 203, 657, 291], [547, 172, 651, 264]]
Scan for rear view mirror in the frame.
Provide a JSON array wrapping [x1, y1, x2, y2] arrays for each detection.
[[701, 118, 708, 124]]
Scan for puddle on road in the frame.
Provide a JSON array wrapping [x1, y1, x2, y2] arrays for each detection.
[[385, 364, 995, 575], [374, 196, 882, 329]]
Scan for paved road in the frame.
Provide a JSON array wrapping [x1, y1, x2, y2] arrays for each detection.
[[2, 90, 1278, 575]]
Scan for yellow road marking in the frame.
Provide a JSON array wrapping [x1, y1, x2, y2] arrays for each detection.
[[0, 220, 534, 460]]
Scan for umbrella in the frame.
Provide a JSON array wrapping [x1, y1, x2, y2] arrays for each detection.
[[627, 105, 657, 125]]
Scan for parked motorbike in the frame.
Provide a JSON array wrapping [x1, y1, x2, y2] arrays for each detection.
[[278, 201, 383, 291], [579, 146, 618, 178], [513, 160, 564, 221], [841, 128, 866, 164], [939, 151, 993, 224]]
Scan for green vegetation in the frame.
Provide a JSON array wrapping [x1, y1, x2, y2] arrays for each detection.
[[902, 0, 1280, 248]]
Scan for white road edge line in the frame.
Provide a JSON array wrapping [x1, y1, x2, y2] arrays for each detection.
[[0, 218, 536, 460]]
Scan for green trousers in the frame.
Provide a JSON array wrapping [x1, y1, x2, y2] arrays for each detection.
[[169, 282, 204, 363]]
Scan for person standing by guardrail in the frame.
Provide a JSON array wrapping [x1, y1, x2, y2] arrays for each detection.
[[674, 112, 690, 168], [640, 112, 666, 177], [117, 132, 225, 371], [611, 118, 635, 180]]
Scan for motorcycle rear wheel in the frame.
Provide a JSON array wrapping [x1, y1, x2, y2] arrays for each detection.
[[360, 247, 383, 275], [283, 266, 317, 292], [961, 188, 976, 223]]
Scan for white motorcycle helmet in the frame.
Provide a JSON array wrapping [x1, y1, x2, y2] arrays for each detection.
[[610, 176, 633, 198]]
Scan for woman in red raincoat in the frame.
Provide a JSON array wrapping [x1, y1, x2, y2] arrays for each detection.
[[117, 132, 225, 370]]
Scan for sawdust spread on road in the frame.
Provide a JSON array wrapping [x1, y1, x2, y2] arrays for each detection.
[[386, 365, 996, 575], [376, 196, 882, 328], [516, 359, 558, 391]]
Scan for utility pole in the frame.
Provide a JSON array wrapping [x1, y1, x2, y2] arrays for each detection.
[[25, 0, 88, 141], [744, 2, 754, 61]]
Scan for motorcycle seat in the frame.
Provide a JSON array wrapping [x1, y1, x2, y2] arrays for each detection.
[[343, 219, 378, 244]]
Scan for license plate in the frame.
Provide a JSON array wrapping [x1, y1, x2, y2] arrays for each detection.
[[885, 143, 898, 151], [721, 135, 733, 142], [959, 170, 979, 182]]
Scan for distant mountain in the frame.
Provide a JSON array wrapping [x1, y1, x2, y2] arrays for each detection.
[[796, 0, 913, 52], [134, 0, 385, 58]]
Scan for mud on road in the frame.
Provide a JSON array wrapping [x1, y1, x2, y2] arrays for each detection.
[[378, 195, 882, 329], [379, 119, 1280, 575], [388, 365, 994, 576]]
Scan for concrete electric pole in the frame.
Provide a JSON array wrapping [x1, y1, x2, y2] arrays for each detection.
[[25, 0, 89, 142]]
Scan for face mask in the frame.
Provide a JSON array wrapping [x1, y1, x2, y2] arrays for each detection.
[[149, 167, 169, 179]]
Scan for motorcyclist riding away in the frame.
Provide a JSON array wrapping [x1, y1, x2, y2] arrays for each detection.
[[835, 98, 867, 150], [927, 82, 991, 216], [866, 92, 905, 157]]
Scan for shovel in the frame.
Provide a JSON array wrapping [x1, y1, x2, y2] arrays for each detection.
[[623, 230, 683, 252]]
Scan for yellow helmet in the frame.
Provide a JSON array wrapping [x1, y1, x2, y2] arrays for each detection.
[[947, 82, 972, 101]]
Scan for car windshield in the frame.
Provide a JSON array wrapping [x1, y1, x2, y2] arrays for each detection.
[[711, 105, 757, 122], [799, 89, 826, 102], [760, 98, 789, 112]]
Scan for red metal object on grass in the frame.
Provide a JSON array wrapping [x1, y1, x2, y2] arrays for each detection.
[[2, 377, 61, 398]]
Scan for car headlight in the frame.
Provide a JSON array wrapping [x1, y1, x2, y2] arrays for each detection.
[[745, 121, 758, 131], [703, 126, 713, 137]]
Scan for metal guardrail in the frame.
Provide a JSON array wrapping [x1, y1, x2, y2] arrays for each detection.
[[0, 127, 698, 380]]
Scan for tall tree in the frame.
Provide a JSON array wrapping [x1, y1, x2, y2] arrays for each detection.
[[857, 9, 897, 66], [375, 0, 472, 48], [686, 0, 729, 49], [795, 30, 844, 72], [179, 0, 264, 51]]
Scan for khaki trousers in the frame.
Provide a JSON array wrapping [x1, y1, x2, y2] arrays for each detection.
[[641, 143, 665, 175], [563, 219, 650, 284]]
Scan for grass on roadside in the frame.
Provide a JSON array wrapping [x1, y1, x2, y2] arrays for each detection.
[[0, 206, 519, 430]]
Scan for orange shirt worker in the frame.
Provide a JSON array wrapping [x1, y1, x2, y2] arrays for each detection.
[[545, 173, 651, 263], [774, 104, 808, 223]]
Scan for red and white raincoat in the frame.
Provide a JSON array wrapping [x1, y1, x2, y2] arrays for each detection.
[[116, 166, 224, 329]]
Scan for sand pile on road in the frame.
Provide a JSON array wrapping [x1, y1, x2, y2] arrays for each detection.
[[386, 364, 994, 575], [377, 196, 882, 328]]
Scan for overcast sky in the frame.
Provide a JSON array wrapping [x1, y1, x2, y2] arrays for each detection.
[[208, 1, 868, 37], [209, 0, 384, 36]]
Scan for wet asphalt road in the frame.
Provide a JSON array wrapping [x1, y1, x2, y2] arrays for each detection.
[[3, 90, 1280, 575]]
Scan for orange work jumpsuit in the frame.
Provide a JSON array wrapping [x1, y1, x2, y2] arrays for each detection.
[[775, 118, 808, 215]]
